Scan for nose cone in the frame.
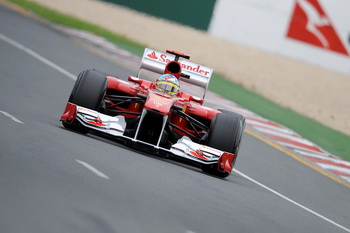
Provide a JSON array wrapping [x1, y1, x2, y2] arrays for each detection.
[[145, 91, 175, 115]]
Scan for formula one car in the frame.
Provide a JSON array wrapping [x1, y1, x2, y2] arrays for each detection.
[[61, 48, 245, 177]]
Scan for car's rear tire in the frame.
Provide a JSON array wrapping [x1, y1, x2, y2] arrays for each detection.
[[62, 69, 107, 132], [201, 111, 245, 178]]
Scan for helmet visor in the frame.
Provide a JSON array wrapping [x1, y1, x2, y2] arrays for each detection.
[[157, 81, 179, 94]]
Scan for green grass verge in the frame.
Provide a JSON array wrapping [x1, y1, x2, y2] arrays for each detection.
[[7, 0, 350, 161]]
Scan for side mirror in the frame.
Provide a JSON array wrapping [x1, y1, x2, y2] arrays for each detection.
[[128, 76, 142, 85], [190, 95, 204, 104]]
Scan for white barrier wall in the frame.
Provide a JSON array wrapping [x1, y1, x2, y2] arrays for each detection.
[[209, 0, 350, 75]]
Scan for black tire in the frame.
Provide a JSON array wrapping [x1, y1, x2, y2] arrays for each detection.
[[201, 110, 245, 177], [69, 69, 107, 110], [62, 69, 107, 132]]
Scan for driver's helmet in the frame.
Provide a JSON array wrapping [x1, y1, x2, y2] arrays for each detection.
[[155, 74, 180, 96]]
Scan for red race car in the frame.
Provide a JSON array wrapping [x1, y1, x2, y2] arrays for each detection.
[[61, 48, 245, 178]]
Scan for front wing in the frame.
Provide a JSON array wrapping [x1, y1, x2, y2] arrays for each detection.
[[60, 103, 235, 174]]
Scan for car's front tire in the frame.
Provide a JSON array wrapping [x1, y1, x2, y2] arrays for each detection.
[[62, 69, 107, 132], [201, 111, 245, 178], [68, 69, 107, 110]]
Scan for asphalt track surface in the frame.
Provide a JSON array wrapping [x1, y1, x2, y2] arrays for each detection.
[[0, 4, 349, 233]]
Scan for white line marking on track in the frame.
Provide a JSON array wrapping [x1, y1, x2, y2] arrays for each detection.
[[0, 33, 76, 80], [76, 160, 110, 180], [234, 169, 350, 233], [0, 111, 24, 124]]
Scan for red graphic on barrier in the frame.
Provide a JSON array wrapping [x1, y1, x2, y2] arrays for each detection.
[[287, 0, 349, 56], [147, 51, 158, 59]]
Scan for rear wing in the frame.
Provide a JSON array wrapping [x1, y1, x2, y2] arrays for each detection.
[[137, 48, 213, 99]]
